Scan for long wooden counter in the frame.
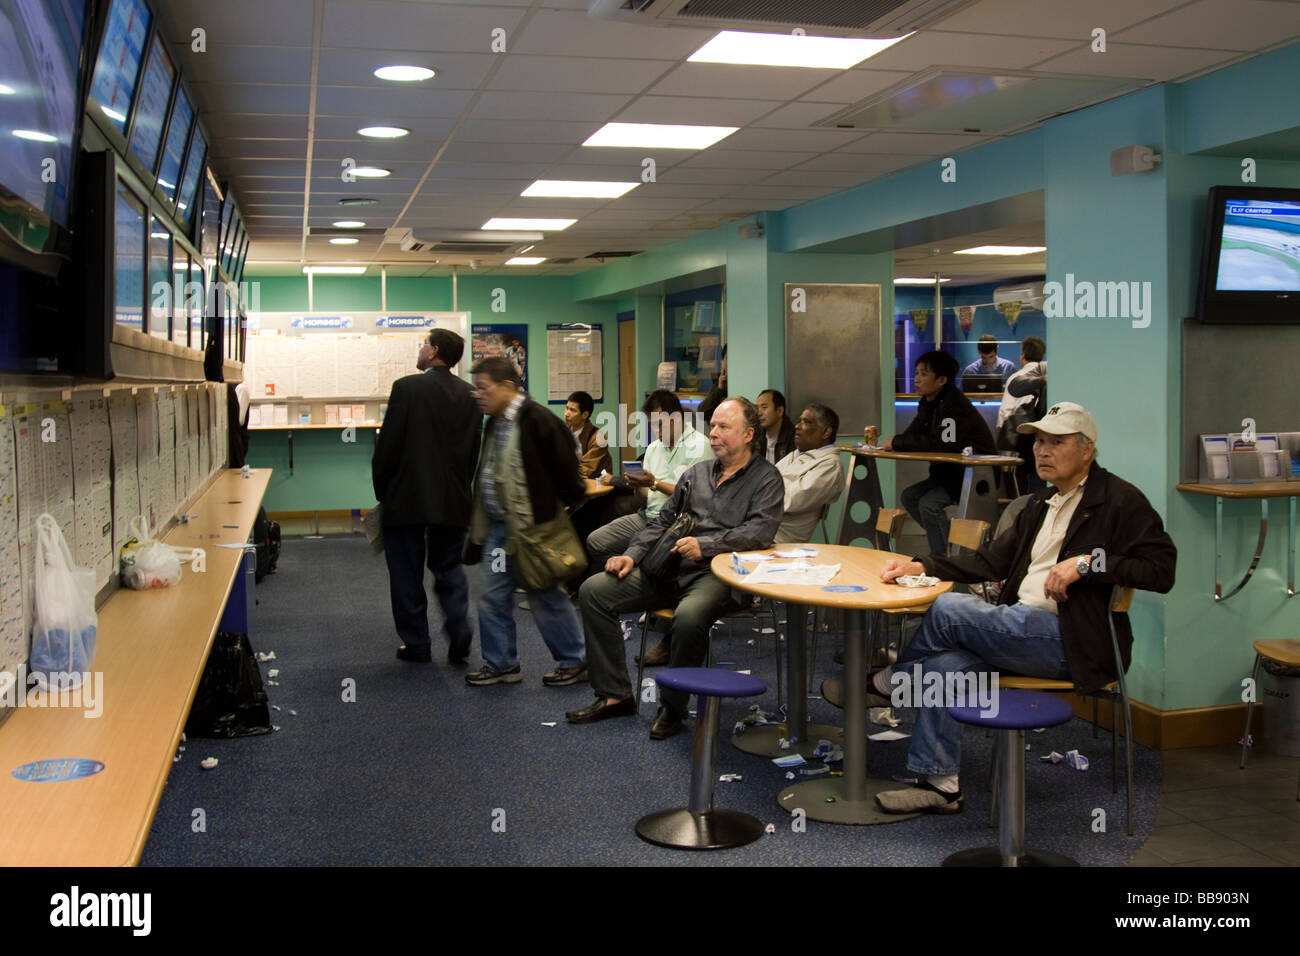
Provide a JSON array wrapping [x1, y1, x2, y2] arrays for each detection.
[[0, 468, 271, 866]]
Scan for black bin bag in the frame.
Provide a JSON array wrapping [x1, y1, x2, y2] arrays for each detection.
[[185, 632, 273, 738]]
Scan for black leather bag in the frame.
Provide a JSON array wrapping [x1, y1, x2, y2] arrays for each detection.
[[640, 480, 695, 579]]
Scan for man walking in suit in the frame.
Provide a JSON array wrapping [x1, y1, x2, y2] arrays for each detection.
[[372, 328, 482, 664]]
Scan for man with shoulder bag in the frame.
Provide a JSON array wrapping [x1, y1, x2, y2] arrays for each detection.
[[463, 357, 588, 687], [570, 397, 784, 740]]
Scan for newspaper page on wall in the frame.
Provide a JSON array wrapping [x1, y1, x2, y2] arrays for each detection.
[[546, 324, 602, 403]]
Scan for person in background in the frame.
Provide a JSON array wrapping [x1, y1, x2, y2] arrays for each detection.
[[999, 336, 1047, 494], [372, 329, 481, 665], [882, 350, 997, 555], [961, 334, 1017, 386], [774, 403, 844, 544], [698, 345, 727, 425], [570, 397, 784, 740], [564, 390, 612, 479], [756, 388, 797, 465], [463, 357, 587, 687]]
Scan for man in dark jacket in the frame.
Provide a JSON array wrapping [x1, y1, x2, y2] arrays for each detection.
[[883, 350, 996, 554], [756, 388, 797, 465], [372, 329, 482, 664], [463, 357, 588, 687], [869, 402, 1176, 815]]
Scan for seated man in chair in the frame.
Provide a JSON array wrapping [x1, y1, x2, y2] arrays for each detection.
[[870, 403, 1176, 814]]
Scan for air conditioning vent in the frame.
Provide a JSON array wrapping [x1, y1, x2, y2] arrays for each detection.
[[584, 250, 641, 259], [588, 0, 976, 35], [430, 241, 520, 255]]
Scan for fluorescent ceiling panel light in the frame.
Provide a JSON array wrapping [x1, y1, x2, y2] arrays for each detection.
[[954, 245, 1046, 255], [582, 123, 737, 150], [374, 65, 435, 82], [482, 218, 575, 231], [351, 166, 391, 178], [358, 126, 409, 138], [521, 180, 638, 199], [688, 30, 910, 70], [303, 266, 367, 275], [332, 220, 365, 228], [329, 237, 359, 245], [505, 257, 547, 265], [893, 277, 951, 285], [13, 129, 55, 142], [338, 197, 378, 206]]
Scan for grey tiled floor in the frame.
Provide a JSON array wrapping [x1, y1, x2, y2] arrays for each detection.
[[1129, 744, 1300, 866]]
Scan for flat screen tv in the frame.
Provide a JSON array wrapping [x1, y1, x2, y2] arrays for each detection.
[[1197, 184, 1300, 323], [87, 0, 149, 135], [156, 86, 193, 208], [127, 32, 174, 173], [0, 0, 91, 251]]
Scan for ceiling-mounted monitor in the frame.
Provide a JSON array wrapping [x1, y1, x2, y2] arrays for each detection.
[[86, 0, 149, 137], [127, 31, 175, 173], [175, 125, 206, 233], [156, 86, 193, 208]]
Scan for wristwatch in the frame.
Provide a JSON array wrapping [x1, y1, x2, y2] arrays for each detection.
[[1075, 556, 1091, 577]]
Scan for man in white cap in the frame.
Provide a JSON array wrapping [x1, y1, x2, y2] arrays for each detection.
[[867, 402, 1176, 814]]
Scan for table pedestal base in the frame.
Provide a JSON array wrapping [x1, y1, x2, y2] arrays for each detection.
[[777, 776, 921, 825], [731, 722, 844, 758], [635, 808, 764, 850], [943, 846, 1079, 867]]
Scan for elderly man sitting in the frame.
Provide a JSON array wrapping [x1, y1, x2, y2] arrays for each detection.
[[869, 403, 1176, 814], [569, 397, 784, 741], [774, 402, 844, 544]]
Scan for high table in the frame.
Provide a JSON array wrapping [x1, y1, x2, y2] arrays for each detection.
[[711, 545, 951, 824], [1176, 481, 1297, 600], [835, 446, 1020, 548]]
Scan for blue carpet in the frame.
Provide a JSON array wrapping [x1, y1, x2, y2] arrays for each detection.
[[142, 535, 1160, 866]]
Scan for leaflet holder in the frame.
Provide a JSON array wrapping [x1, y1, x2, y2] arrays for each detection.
[[1199, 432, 1299, 484]]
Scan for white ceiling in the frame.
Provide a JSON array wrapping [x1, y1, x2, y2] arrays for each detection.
[[146, 0, 1300, 279]]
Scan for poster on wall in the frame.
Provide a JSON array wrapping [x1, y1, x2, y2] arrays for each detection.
[[471, 325, 528, 390], [546, 323, 602, 403]]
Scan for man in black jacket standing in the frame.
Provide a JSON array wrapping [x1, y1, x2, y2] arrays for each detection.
[[372, 329, 482, 664], [883, 350, 997, 555], [870, 402, 1176, 814]]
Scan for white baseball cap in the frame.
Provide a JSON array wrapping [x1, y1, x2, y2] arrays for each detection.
[[1018, 401, 1098, 443]]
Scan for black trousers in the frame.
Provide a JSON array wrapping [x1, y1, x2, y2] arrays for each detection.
[[383, 524, 472, 648]]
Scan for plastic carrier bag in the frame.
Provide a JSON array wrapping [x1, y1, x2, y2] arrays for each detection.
[[30, 513, 98, 690], [119, 515, 183, 589]]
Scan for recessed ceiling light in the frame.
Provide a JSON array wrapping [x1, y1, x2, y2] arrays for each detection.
[[689, 30, 910, 70], [954, 245, 1046, 255], [521, 180, 638, 199], [582, 123, 737, 150], [482, 218, 576, 231], [303, 266, 367, 275], [894, 277, 952, 285], [506, 257, 547, 265], [358, 126, 410, 138], [374, 65, 435, 82], [13, 129, 56, 143], [332, 220, 366, 228], [329, 237, 360, 245], [338, 197, 378, 206], [0, 84, 15, 95], [351, 166, 391, 178]]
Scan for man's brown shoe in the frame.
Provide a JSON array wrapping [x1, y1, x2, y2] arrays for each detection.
[[636, 641, 671, 667]]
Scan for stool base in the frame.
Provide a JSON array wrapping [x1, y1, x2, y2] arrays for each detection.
[[635, 808, 765, 850], [731, 723, 844, 758], [777, 776, 921, 825], [943, 846, 1079, 867]]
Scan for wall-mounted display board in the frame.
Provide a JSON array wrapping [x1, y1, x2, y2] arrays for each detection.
[[546, 324, 602, 403]]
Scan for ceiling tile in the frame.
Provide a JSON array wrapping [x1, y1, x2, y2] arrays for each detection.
[[1032, 42, 1244, 81], [678, 149, 811, 169], [612, 96, 784, 127], [835, 131, 992, 155], [1115, 0, 1300, 51], [936, 0, 1191, 38], [712, 127, 867, 152], [512, 8, 714, 59], [487, 55, 674, 94], [796, 69, 916, 104], [853, 30, 1082, 72], [182, 46, 314, 86], [190, 83, 312, 114], [315, 50, 497, 88], [457, 119, 604, 144], [753, 102, 854, 129], [314, 86, 476, 118], [646, 63, 840, 101], [471, 90, 634, 122], [320, 0, 528, 52]]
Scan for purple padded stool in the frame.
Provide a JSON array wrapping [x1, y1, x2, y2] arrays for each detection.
[[636, 668, 767, 850], [944, 689, 1078, 867]]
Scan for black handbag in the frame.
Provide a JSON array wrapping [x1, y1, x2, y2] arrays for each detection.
[[640, 480, 695, 579]]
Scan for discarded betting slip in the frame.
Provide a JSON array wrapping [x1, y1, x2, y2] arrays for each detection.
[[894, 574, 941, 588]]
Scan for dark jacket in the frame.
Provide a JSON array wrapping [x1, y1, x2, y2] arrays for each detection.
[[372, 366, 481, 527], [893, 383, 997, 499], [917, 463, 1176, 693], [698, 385, 726, 426], [758, 415, 797, 463], [574, 419, 613, 478], [465, 397, 585, 561]]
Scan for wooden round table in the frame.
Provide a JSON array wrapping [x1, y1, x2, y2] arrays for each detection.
[[584, 477, 614, 498], [711, 544, 952, 825]]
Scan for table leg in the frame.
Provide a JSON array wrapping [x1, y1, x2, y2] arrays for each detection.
[[732, 601, 843, 758], [836, 454, 884, 546], [956, 465, 1000, 530], [1216, 497, 1269, 602], [1289, 497, 1296, 598]]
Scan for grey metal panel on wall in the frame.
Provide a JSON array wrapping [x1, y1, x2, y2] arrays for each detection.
[[1180, 317, 1300, 480], [784, 283, 881, 436]]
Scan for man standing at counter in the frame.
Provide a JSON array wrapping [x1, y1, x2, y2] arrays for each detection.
[[882, 350, 996, 555]]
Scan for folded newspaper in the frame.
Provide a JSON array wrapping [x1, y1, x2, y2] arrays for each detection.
[[362, 505, 384, 554], [895, 574, 940, 588], [746, 561, 841, 587]]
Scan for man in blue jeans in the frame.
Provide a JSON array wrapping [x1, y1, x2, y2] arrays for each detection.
[[870, 403, 1176, 813], [463, 357, 587, 687]]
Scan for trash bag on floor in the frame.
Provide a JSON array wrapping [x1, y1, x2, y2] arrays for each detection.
[[185, 632, 273, 738]]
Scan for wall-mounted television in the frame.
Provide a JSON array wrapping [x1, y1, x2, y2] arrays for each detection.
[[1197, 184, 1300, 324], [126, 32, 174, 173], [156, 86, 193, 208], [175, 125, 206, 233], [87, 0, 149, 137]]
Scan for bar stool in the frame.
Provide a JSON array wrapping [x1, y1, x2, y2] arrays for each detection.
[[1240, 639, 1300, 801], [943, 689, 1079, 867], [635, 667, 768, 850]]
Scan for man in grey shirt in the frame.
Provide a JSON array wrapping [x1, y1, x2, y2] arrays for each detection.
[[569, 398, 784, 740]]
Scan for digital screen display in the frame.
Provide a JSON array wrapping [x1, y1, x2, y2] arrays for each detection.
[[115, 181, 145, 331], [199, 170, 220, 258], [128, 33, 174, 172], [88, 0, 147, 133], [1216, 198, 1300, 292], [176, 126, 205, 229], [148, 215, 170, 339], [171, 248, 188, 347], [0, 0, 89, 228], [157, 87, 193, 206]]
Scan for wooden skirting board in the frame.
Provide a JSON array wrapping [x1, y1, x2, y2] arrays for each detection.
[[1067, 694, 1266, 750]]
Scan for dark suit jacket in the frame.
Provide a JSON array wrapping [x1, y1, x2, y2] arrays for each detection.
[[372, 365, 481, 527], [758, 415, 797, 463], [892, 383, 997, 499]]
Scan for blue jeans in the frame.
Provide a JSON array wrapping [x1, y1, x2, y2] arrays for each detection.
[[895, 593, 1069, 777], [478, 519, 586, 672], [901, 476, 954, 556]]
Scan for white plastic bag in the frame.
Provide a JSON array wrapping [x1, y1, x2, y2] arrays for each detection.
[[119, 515, 183, 589], [30, 513, 98, 690]]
